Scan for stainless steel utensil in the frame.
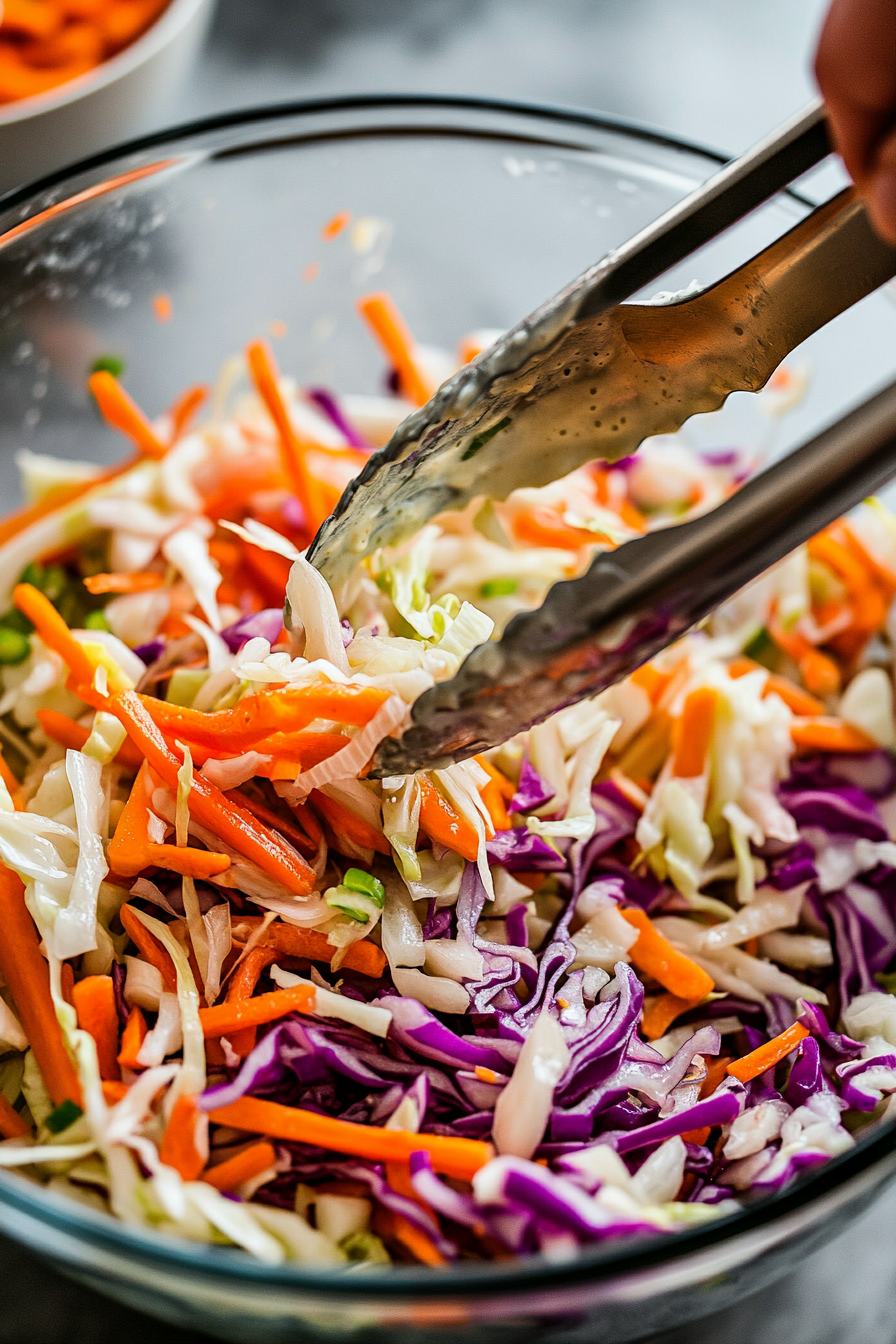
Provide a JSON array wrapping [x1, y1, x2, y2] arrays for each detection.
[[305, 102, 896, 774]]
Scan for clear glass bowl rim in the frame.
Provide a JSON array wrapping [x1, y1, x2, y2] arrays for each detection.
[[0, 91, 888, 1298]]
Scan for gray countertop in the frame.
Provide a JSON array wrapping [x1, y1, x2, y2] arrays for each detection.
[[2, 2, 895, 1341]]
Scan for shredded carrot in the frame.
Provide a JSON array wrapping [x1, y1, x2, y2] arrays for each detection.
[[36, 707, 144, 770], [729, 658, 827, 715], [621, 907, 715, 1000], [0, 747, 22, 807], [232, 916, 386, 979], [309, 788, 392, 857], [199, 981, 316, 1038], [88, 371, 168, 459], [0, 867, 82, 1109], [0, 1092, 30, 1139], [474, 756, 515, 801], [356, 292, 433, 408], [223, 944, 278, 1058], [119, 903, 177, 993], [13, 583, 95, 687], [377, 1208, 446, 1266], [83, 572, 164, 595], [699, 1056, 732, 1099], [206, 1096, 493, 1181], [790, 717, 877, 753], [108, 758, 231, 881], [71, 975, 121, 1082], [167, 383, 209, 440], [152, 293, 173, 323], [116, 1005, 148, 1070], [222, 788, 317, 858], [245, 339, 331, 532], [111, 692, 316, 896], [678, 1125, 711, 1146], [672, 686, 718, 778], [418, 776, 479, 862], [159, 1095, 206, 1181], [202, 1141, 277, 1192], [640, 992, 702, 1042], [479, 777, 511, 832], [630, 663, 673, 704], [137, 683, 389, 753], [513, 505, 608, 551], [321, 210, 351, 240], [102, 1080, 129, 1105], [799, 649, 842, 698], [727, 1022, 809, 1083]]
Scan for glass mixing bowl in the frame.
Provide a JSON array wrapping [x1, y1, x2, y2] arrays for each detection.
[[0, 96, 895, 1344]]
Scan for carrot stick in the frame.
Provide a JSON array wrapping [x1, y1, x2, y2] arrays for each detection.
[[245, 340, 330, 531], [672, 686, 718, 778], [474, 756, 516, 801], [117, 1006, 148, 1070], [205, 1096, 493, 1181], [790, 717, 877, 753], [630, 663, 673, 704], [83, 572, 164, 596], [727, 1022, 810, 1083], [309, 788, 392, 857], [167, 384, 209, 440], [0, 747, 22, 807], [102, 1080, 129, 1106], [231, 917, 387, 978], [417, 776, 479, 862], [798, 649, 842, 699], [36, 707, 144, 770], [640, 992, 702, 1042], [223, 944, 279, 1058], [479, 778, 511, 832], [136, 684, 389, 752], [620, 908, 715, 1000], [111, 692, 316, 895], [699, 1056, 732, 1099], [356, 292, 433, 408], [88, 371, 168, 459], [223, 789, 318, 859], [513, 506, 608, 551], [13, 584, 95, 687], [0, 868, 82, 1110], [109, 759, 229, 880], [0, 1093, 30, 1139], [202, 1141, 276, 1192], [119, 904, 177, 993], [199, 981, 316, 1038], [377, 1208, 446, 1266], [159, 1094, 207, 1181], [71, 975, 121, 1082]]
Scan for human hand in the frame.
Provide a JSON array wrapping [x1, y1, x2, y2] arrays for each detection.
[[815, 0, 896, 243]]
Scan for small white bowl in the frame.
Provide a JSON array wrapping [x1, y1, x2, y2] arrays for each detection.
[[0, 0, 216, 197]]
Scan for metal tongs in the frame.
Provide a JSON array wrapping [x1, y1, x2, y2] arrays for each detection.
[[307, 100, 896, 774]]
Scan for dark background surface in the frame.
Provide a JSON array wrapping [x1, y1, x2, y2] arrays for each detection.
[[3, 1, 896, 1341]]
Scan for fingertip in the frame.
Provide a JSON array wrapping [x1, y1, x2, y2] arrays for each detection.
[[868, 170, 896, 247]]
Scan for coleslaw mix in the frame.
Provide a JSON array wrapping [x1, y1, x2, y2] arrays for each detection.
[[0, 295, 894, 1269]]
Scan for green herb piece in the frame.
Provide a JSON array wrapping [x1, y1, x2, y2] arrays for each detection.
[[0, 608, 34, 635], [479, 577, 518, 598], [340, 1229, 390, 1264], [743, 626, 773, 663], [90, 354, 126, 378], [0, 628, 30, 665], [342, 868, 386, 907], [461, 415, 511, 461], [84, 609, 111, 632], [45, 1099, 84, 1134], [19, 560, 67, 606]]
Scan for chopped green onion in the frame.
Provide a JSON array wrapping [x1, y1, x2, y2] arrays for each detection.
[[0, 629, 30, 665], [743, 626, 773, 663], [479, 577, 518, 598], [45, 1099, 84, 1134], [324, 884, 384, 924], [340, 1229, 390, 1264], [461, 415, 511, 461], [84, 609, 111, 632], [90, 354, 126, 378], [342, 868, 385, 907]]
